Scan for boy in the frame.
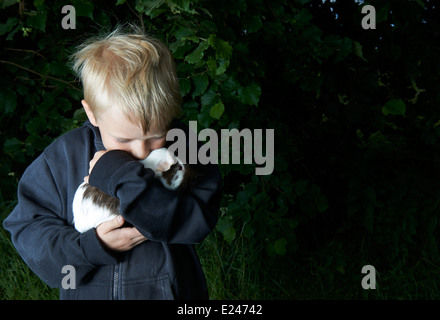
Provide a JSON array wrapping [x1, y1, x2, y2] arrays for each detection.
[[3, 26, 222, 300]]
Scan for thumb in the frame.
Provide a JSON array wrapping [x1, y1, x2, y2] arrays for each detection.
[[114, 215, 125, 226], [98, 215, 124, 233]]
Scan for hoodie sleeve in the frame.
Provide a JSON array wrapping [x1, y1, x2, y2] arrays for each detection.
[[89, 148, 222, 245], [3, 153, 118, 288]]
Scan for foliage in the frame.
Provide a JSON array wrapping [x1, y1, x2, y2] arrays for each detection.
[[0, 204, 58, 299], [1, 0, 440, 299]]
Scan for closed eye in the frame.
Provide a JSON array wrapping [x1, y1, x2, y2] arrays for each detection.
[[116, 138, 131, 144], [152, 135, 166, 141], [115, 134, 165, 144]]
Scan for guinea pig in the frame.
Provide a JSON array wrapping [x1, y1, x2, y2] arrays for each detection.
[[72, 148, 193, 233]]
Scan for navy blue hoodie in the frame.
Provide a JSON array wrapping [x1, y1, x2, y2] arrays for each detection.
[[3, 120, 222, 299]]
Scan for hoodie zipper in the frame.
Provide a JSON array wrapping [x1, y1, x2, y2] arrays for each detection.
[[113, 263, 120, 300]]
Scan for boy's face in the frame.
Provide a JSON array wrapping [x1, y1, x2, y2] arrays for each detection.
[[82, 100, 167, 160]]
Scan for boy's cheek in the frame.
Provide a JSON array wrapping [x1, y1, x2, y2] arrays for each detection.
[[151, 138, 166, 149], [101, 137, 126, 152], [100, 132, 124, 150]]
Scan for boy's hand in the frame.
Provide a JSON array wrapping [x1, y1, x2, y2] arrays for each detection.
[[87, 150, 147, 251], [96, 215, 148, 252], [84, 150, 108, 183]]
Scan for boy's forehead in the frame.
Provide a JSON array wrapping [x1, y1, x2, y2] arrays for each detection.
[[99, 107, 166, 138]]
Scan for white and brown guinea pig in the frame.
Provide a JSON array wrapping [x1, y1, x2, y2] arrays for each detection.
[[72, 148, 193, 233]]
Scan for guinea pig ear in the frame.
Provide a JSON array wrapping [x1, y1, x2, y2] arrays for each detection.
[[156, 151, 177, 172]]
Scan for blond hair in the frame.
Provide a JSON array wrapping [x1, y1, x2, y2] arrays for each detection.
[[72, 25, 181, 133]]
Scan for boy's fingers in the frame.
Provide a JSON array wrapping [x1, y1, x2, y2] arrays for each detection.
[[128, 233, 146, 240], [125, 234, 148, 250], [121, 227, 146, 241], [112, 215, 125, 229], [121, 228, 148, 246], [95, 216, 147, 251], [131, 237, 148, 248]]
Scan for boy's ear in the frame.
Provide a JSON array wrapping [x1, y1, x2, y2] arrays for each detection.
[[81, 100, 98, 127]]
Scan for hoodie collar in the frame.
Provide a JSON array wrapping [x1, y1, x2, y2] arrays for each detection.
[[84, 120, 106, 151]]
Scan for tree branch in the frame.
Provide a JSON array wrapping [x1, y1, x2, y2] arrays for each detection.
[[0, 60, 81, 92]]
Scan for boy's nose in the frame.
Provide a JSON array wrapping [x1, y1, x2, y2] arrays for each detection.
[[131, 141, 150, 160]]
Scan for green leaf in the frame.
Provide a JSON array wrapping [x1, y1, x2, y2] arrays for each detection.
[[175, 26, 193, 40], [198, 104, 214, 128], [382, 99, 406, 116], [0, 0, 18, 9], [192, 74, 209, 97], [242, 224, 255, 238], [185, 41, 209, 64], [73, 108, 87, 123], [244, 15, 263, 33], [179, 78, 191, 96], [303, 25, 322, 42], [182, 101, 199, 121], [27, 10, 47, 32], [238, 83, 261, 106], [293, 8, 313, 25], [4, 138, 26, 163], [210, 102, 225, 120], [201, 88, 218, 107], [4, 137, 23, 153], [215, 38, 233, 60], [34, 0, 44, 7], [135, 0, 163, 13], [73, 0, 94, 19], [25, 135, 53, 154], [57, 97, 72, 112], [168, 0, 197, 14], [175, 26, 198, 42], [206, 57, 217, 74], [274, 238, 287, 256], [49, 61, 70, 77], [295, 180, 309, 196], [353, 41, 367, 62], [0, 17, 18, 35], [316, 193, 329, 213], [169, 39, 185, 54], [289, 218, 300, 229], [214, 58, 230, 75], [376, 4, 390, 24], [216, 217, 236, 242], [208, 34, 233, 60], [25, 116, 46, 135], [0, 88, 17, 113], [67, 88, 83, 101]]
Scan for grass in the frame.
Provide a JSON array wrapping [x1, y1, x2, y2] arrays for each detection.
[[0, 203, 58, 300], [197, 230, 302, 299], [198, 230, 440, 300], [2, 200, 440, 300]]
